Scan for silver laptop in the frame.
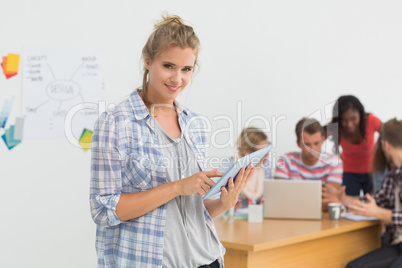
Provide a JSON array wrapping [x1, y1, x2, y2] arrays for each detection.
[[263, 180, 322, 220]]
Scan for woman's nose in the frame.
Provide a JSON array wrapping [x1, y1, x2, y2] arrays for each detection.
[[170, 71, 181, 84]]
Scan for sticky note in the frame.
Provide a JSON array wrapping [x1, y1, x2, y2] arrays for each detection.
[[1, 56, 18, 79], [79, 128, 93, 151], [5, 126, 22, 147], [2, 134, 17, 150], [0, 97, 15, 128], [5, 53, 20, 73]]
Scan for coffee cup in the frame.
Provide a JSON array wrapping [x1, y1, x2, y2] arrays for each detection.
[[328, 203, 346, 221]]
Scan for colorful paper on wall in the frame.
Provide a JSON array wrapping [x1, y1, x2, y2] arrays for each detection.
[[0, 96, 15, 128], [1, 57, 17, 79], [1, 134, 17, 150], [1, 53, 19, 79], [5, 126, 22, 147], [78, 128, 93, 151], [14, 117, 25, 140], [2, 125, 22, 150], [5, 53, 20, 73]]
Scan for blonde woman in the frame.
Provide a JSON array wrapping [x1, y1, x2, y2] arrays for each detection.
[[90, 15, 254, 268]]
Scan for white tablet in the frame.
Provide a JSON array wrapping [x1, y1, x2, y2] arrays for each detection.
[[202, 145, 272, 200]]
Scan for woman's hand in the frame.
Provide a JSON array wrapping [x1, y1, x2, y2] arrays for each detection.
[[175, 169, 224, 196], [219, 163, 255, 210]]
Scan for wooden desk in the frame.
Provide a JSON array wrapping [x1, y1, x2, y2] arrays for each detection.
[[214, 214, 381, 268]]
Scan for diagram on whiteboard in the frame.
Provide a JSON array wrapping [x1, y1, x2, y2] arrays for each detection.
[[22, 46, 102, 139]]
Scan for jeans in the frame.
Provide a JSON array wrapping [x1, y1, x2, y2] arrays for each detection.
[[346, 244, 402, 268], [342, 172, 372, 196]]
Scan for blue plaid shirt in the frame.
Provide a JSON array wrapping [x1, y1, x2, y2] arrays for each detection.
[[90, 89, 225, 268]]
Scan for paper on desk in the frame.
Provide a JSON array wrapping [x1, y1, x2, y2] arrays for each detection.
[[341, 212, 378, 221]]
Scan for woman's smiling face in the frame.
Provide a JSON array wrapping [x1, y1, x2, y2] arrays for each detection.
[[145, 46, 195, 104], [341, 108, 361, 134]]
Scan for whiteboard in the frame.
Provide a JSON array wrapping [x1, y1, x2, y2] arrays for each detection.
[[22, 46, 102, 140]]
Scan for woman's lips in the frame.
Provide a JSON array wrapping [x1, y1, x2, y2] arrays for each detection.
[[165, 84, 181, 92]]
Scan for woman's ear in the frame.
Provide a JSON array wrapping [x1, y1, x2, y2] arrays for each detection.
[[144, 57, 151, 70]]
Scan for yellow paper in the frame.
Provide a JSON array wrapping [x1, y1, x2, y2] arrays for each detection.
[[5, 53, 20, 73], [79, 129, 93, 151]]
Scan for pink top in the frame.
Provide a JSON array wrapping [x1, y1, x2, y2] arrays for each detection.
[[340, 113, 381, 173]]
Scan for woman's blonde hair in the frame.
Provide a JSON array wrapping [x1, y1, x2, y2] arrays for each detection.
[[141, 14, 200, 106], [237, 127, 268, 157]]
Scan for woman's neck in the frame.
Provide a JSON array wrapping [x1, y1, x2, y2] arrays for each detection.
[[140, 90, 176, 117]]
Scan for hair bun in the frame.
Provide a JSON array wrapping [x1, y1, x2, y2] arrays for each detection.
[[154, 14, 184, 30]]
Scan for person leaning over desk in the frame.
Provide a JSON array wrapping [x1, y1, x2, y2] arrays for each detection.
[[275, 117, 343, 211], [89, 14, 255, 268], [323, 118, 402, 268], [326, 95, 382, 196]]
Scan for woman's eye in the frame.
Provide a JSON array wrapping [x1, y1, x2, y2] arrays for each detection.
[[163, 64, 172, 69], [183, 67, 192, 72]]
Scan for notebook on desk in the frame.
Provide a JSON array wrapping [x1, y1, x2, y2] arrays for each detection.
[[263, 180, 322, 220]]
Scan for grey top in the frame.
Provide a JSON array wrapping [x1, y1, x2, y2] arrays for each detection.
[[150, 118, 220, 268]]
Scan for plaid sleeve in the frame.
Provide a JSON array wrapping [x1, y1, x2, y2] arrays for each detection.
[[392, 210, 402, 227], [373, 174, 393, 209], [275, 156, 290, 179], [90, 112, 123, 227]]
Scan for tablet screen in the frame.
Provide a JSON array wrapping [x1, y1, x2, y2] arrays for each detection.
[[202, 144, 272, 200]]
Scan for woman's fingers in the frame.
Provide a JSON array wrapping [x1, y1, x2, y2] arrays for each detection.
[[236, 163, 254, 190], [243, 163, 255, 185], [198, 181, 211, 195], [204, 169, 225, 178], [201, 174, 216, 188], [221, 186, 228, 196], [228, 177, 235, 190]]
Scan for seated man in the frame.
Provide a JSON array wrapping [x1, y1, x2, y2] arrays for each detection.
[[323, 118, 402, 268], [275, 117, 343, 211]]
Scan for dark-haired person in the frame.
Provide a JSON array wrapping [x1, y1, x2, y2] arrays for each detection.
[[328, 95, 382, 196], [275, 118, 343, 211], [323, 118, 402, 268], [89, 15, 254, 268], [372, 133, 394, 193]]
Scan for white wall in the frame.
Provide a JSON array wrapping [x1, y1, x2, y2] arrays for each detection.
[[1, 1, 401, 267]]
